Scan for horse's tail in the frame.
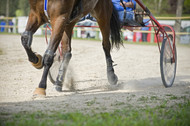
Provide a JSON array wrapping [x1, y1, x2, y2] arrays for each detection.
[[110, 6, 123, 49]]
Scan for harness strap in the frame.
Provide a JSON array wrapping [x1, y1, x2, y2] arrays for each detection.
[[120, 0, 126, 10], [44, 0, 50, 21], [120, 0, 127, 24]]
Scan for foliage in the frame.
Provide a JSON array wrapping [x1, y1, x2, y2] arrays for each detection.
[[142, 0, 177, 15], [15, 10, 23, 17], [0, 0, 29, 17], [18, 0, 29, 16], [183, 0, 190, 14], [0, 0, 19, 17]]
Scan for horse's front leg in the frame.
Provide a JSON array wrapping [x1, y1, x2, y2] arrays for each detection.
[[21, 11, 44, 69], [33, 16, 66, 96], [54, 23, 75, 92]]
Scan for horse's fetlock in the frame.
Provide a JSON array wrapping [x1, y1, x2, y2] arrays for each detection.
[[31, 54, 43, 69], [29, 56, 38, 63], [106, 57, 113, 67]]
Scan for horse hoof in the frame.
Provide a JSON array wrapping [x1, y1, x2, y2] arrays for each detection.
[[33, 88, 46, 97], [31, 54, 43, 69], [108, 74, 118, 85], [55, 85, 62, 92]]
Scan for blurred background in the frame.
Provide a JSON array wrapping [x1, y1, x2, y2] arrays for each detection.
[[0, 0, 190, 44]]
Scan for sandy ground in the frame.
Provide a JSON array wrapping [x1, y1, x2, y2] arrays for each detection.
[[0, 34, 190, 115]]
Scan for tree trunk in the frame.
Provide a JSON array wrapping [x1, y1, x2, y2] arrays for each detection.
[[158, 0, 162, 15], [154, 0, 158, 14], [6, 0, 9, 32], [174, 0, 185, 43]]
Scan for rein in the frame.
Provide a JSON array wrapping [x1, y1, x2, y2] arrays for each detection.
[[120, 0, 127, 25]]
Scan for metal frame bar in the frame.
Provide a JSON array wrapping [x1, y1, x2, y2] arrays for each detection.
[[135, 0, 176, 61]]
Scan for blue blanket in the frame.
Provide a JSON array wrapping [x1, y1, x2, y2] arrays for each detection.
[[112, 0, 136, 12]]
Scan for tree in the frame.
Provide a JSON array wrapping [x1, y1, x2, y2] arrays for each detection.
[[158, 0, 163, 15], [0, 0, 6, 16], [0, 0, 29, 17], [6, 0, 9, 17], [18, 0, 29, 16], [9, 0, 19, 16], [142, 0, 172, 16], [174, 0, 185, 43], [168, 0, 177, 14], [0, 0, 18, 17], [183, 0, 190, 14]]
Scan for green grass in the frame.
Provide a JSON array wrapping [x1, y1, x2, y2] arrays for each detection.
[[1, 101, 190, 126], [0, 49, 3, 55], [0, 32, 20, 35], [85, 98, 97, 106]]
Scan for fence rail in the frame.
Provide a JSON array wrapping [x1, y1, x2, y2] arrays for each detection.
[[1, 17, 190, 44]]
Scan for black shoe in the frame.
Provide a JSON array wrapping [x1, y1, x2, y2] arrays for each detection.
[[135, 14, 144, 26], [123, 19, 142, 27]]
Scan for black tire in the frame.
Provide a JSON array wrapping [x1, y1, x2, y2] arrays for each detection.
[[160, 35, 177, 87], [48, 51, 61, 84]]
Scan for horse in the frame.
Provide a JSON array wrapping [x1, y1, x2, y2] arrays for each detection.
[[21, 0, 123, 96]]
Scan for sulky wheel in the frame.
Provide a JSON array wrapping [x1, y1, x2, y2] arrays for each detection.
[[160, 35, 177, 87]]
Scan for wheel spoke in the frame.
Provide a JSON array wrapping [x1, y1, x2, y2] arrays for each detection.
[[160, 35, 177, 87]]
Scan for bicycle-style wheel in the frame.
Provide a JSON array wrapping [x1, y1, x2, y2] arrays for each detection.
[[160, 35, 177, 87], [48, 51, 61, 84]]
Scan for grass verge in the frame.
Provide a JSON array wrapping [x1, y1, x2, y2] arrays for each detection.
[[1, 101, 190, 126], [0, 49, 3, 55]]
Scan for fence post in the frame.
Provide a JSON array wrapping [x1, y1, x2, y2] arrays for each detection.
[[95, 29, 99, 40], [73, 28, 77, 38], [151, 27, 154, 43]]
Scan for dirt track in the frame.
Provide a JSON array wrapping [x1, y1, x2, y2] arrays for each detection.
[[0, 34, 190, 114]]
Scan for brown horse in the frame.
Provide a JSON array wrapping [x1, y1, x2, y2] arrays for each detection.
[[21, 0, 123, 96]]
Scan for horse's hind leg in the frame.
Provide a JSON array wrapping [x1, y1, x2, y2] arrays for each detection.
[[93, 2, 118, 85], [21, 11, 44, 69], [54, 23, 75, 92], [100, 26, 118, 85]]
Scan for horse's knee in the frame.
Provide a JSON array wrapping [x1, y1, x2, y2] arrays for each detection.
[[21, 31, 33, 49], [43, 50, 55, 67]]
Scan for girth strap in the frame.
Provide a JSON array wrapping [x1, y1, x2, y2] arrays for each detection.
[[44, 0, 50, 21]]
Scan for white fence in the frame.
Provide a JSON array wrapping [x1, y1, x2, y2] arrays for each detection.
[[0, 16, 190, 44]]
